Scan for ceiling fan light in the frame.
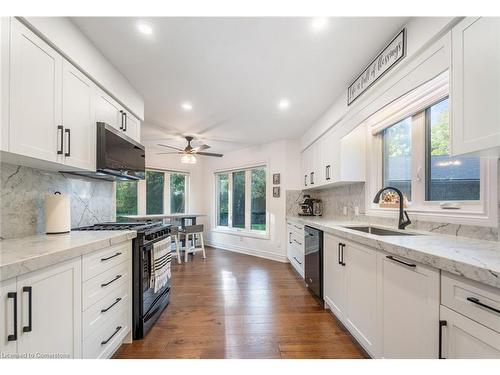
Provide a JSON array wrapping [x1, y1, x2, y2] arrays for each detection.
[[181, 154, 197, 164]]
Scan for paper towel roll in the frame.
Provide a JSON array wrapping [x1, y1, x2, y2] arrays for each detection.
[[45, 192, 71, 234]]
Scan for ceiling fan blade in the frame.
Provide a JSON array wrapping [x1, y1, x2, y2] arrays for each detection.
[[196, 151, 224, 157], [157, 143, 184, 151], [156, 152, 184, 155], [192, 144, 210, 152]]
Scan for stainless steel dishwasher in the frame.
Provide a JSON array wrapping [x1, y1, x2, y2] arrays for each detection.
[[304, 226, 323, 300]]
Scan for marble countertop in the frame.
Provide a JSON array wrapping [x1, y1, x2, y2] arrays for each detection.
[[0, 230, 137, 281], [287, 216, 500, 289]]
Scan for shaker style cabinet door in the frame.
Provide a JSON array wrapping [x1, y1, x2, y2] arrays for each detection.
[[95, 89, 122, 131], [0, 278, 18, 355], [440, 305, 500, 359], [62, 59, 96, 171], [451, 17, 500, 155], [380, 253, 440, 358], [323, 233, 346, 321], [123, 110, 141, 142], [9, 18, 62, 162], [16, 258, 82, 358]]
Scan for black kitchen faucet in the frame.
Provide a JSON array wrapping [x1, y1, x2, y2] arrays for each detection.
[[373, 187, 412, 230]]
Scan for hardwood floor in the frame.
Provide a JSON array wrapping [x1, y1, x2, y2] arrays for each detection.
[[113, 247, 367, 359]]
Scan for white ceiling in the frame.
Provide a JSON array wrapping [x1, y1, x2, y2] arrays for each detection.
[[72, 17, 408, 154]]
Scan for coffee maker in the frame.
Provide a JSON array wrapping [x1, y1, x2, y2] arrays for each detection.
[[299, 195, 323, 216]]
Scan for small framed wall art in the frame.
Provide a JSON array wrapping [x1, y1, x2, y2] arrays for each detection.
[[273, 186, 280, 198], [272, 173, 280, 185]]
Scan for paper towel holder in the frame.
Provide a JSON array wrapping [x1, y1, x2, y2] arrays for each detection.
[[45, 191, 71, 234]]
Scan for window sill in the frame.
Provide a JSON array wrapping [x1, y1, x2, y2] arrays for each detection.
[[210, 227, 270, 240], [367, 205, 498, 228]]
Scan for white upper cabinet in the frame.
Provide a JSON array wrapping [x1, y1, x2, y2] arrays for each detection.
[[62, 60, 96, 170], [451, 17, 500, 156], [123, 110, 141, 142], [301, 123, 366, 190], [9, 18, 62, 162], [379, 253, 440, 358]]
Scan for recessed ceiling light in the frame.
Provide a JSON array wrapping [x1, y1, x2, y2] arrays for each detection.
[[137, 23, 153, 35], [181, 102, 193, 111], [278, 98, 290, 111], [311, 17, 329, 32]]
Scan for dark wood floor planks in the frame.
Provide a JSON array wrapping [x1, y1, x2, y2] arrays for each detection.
[[113, 247, 366, 359]]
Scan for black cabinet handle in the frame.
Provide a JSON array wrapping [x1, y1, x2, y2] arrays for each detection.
[[293, 239, 302, 246], [341, 243, 346, 266], [7, 292, 17, 341], [288, 232, 292, 244], [101, 326, 122, 345], [304, 175, 307, 187], [64, 128, 71, 157], [439, 320, 447, 359], [100, 252, 122, 262], [57, 125, 64, 154], [386, 255, 416, 268], [310, 172, 314, 185], [101, 297, 122, 313], [326, 165, 331, 180], [293, 256, 302, 265], [466, 297, 500, 314], [22, 286, 32, 333], [123, 113, 127, 132], [101, 274, 122, 288], [338, 243, 342, 265], [119, 110, 124, 130]]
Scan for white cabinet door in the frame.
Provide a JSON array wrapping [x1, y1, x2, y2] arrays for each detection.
[[380, 253, 440, 358], [344, 241, 379, 357], [16, 258, 82, 358], [340, 124, 366, 182], [96, 89, 122, 131], [440, 305, 500, 359], [0, 278, 17, 354], [301, 148, 310, 189], [9, 18, 62, 162], [123, 111, 140, 142], [452, 17, 500, 155], [323, 233, 346, 320], [62, 60, 95, 171]]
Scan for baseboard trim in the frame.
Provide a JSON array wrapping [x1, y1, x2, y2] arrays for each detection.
[[205, 241, 288, 263]]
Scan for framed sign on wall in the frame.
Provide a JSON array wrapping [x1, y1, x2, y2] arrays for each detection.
[[347, 28, 406, 105]]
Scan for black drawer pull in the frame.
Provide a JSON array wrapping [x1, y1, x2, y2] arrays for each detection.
[[64, 128, 71, 157], [119, 110, 124, 130], [22, 286, 32, 333], [101, 326, 122, 345], [57, 125, 64, 154], [466, 297, 500, 314], [293, 256, 302, 265], [340, 243, 346, 266], [101, 275, 122, 287], [439, 320, 447, 359], [386, 255, 416, 268], [293, 239, 302, 246], [101, 297, 122, 313], [101, 252, 122, 262], [7, 292, 17, 341]]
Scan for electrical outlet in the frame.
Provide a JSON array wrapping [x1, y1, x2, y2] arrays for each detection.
[[343, 206, 347, 216]]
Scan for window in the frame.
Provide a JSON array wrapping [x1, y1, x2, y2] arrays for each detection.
[[116, 169, 189, 218], [116, 181, 138, 216], [215, 166, 267, 233], [146, 171, 164, 214], [425, 98, 480, 201], [383, 117, 412, 200], [170, 173, 186, 214]]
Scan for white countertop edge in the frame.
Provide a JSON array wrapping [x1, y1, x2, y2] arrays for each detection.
[[286, 216, 500, 289], [0, 231, 137, 282]]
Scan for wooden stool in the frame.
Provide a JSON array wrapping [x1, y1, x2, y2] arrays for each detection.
[[179, 224, 206, 262], [170, 226, 182, 264]]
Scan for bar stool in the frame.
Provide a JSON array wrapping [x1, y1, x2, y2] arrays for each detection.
[[170, 226, 182, 264], [178, 224, 206, 262]]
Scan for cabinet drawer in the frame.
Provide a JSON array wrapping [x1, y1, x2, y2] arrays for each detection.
[[82, 242, 131, 281], [291, 223, 304, 237], [83, 309, 129, 359], [82, 261, 130, 310], [441, 272, 500, 333], [290, 231, 304, 250], [83, 282, 130, 339]]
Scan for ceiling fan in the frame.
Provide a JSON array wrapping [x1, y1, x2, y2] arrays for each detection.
[[157, 136, 223, 164]]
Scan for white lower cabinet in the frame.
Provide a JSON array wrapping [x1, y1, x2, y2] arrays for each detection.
[[323, 233, 346, 320], [286, 222, 304, 278], [0, 240, 132, 359], [440, 305, 500, 359], [379, 253, 440, 358]]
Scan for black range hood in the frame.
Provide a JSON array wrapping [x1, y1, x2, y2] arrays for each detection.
[[67, 122, 145, 181]]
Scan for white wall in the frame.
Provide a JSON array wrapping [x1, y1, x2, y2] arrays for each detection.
[[21, 17, 144, 120], [201, 139, 301, 262], [301, 17, 457, 150]]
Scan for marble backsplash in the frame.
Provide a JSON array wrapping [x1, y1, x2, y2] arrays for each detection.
[[1, 163, 115, 239], [286, 174, 500, 242]]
